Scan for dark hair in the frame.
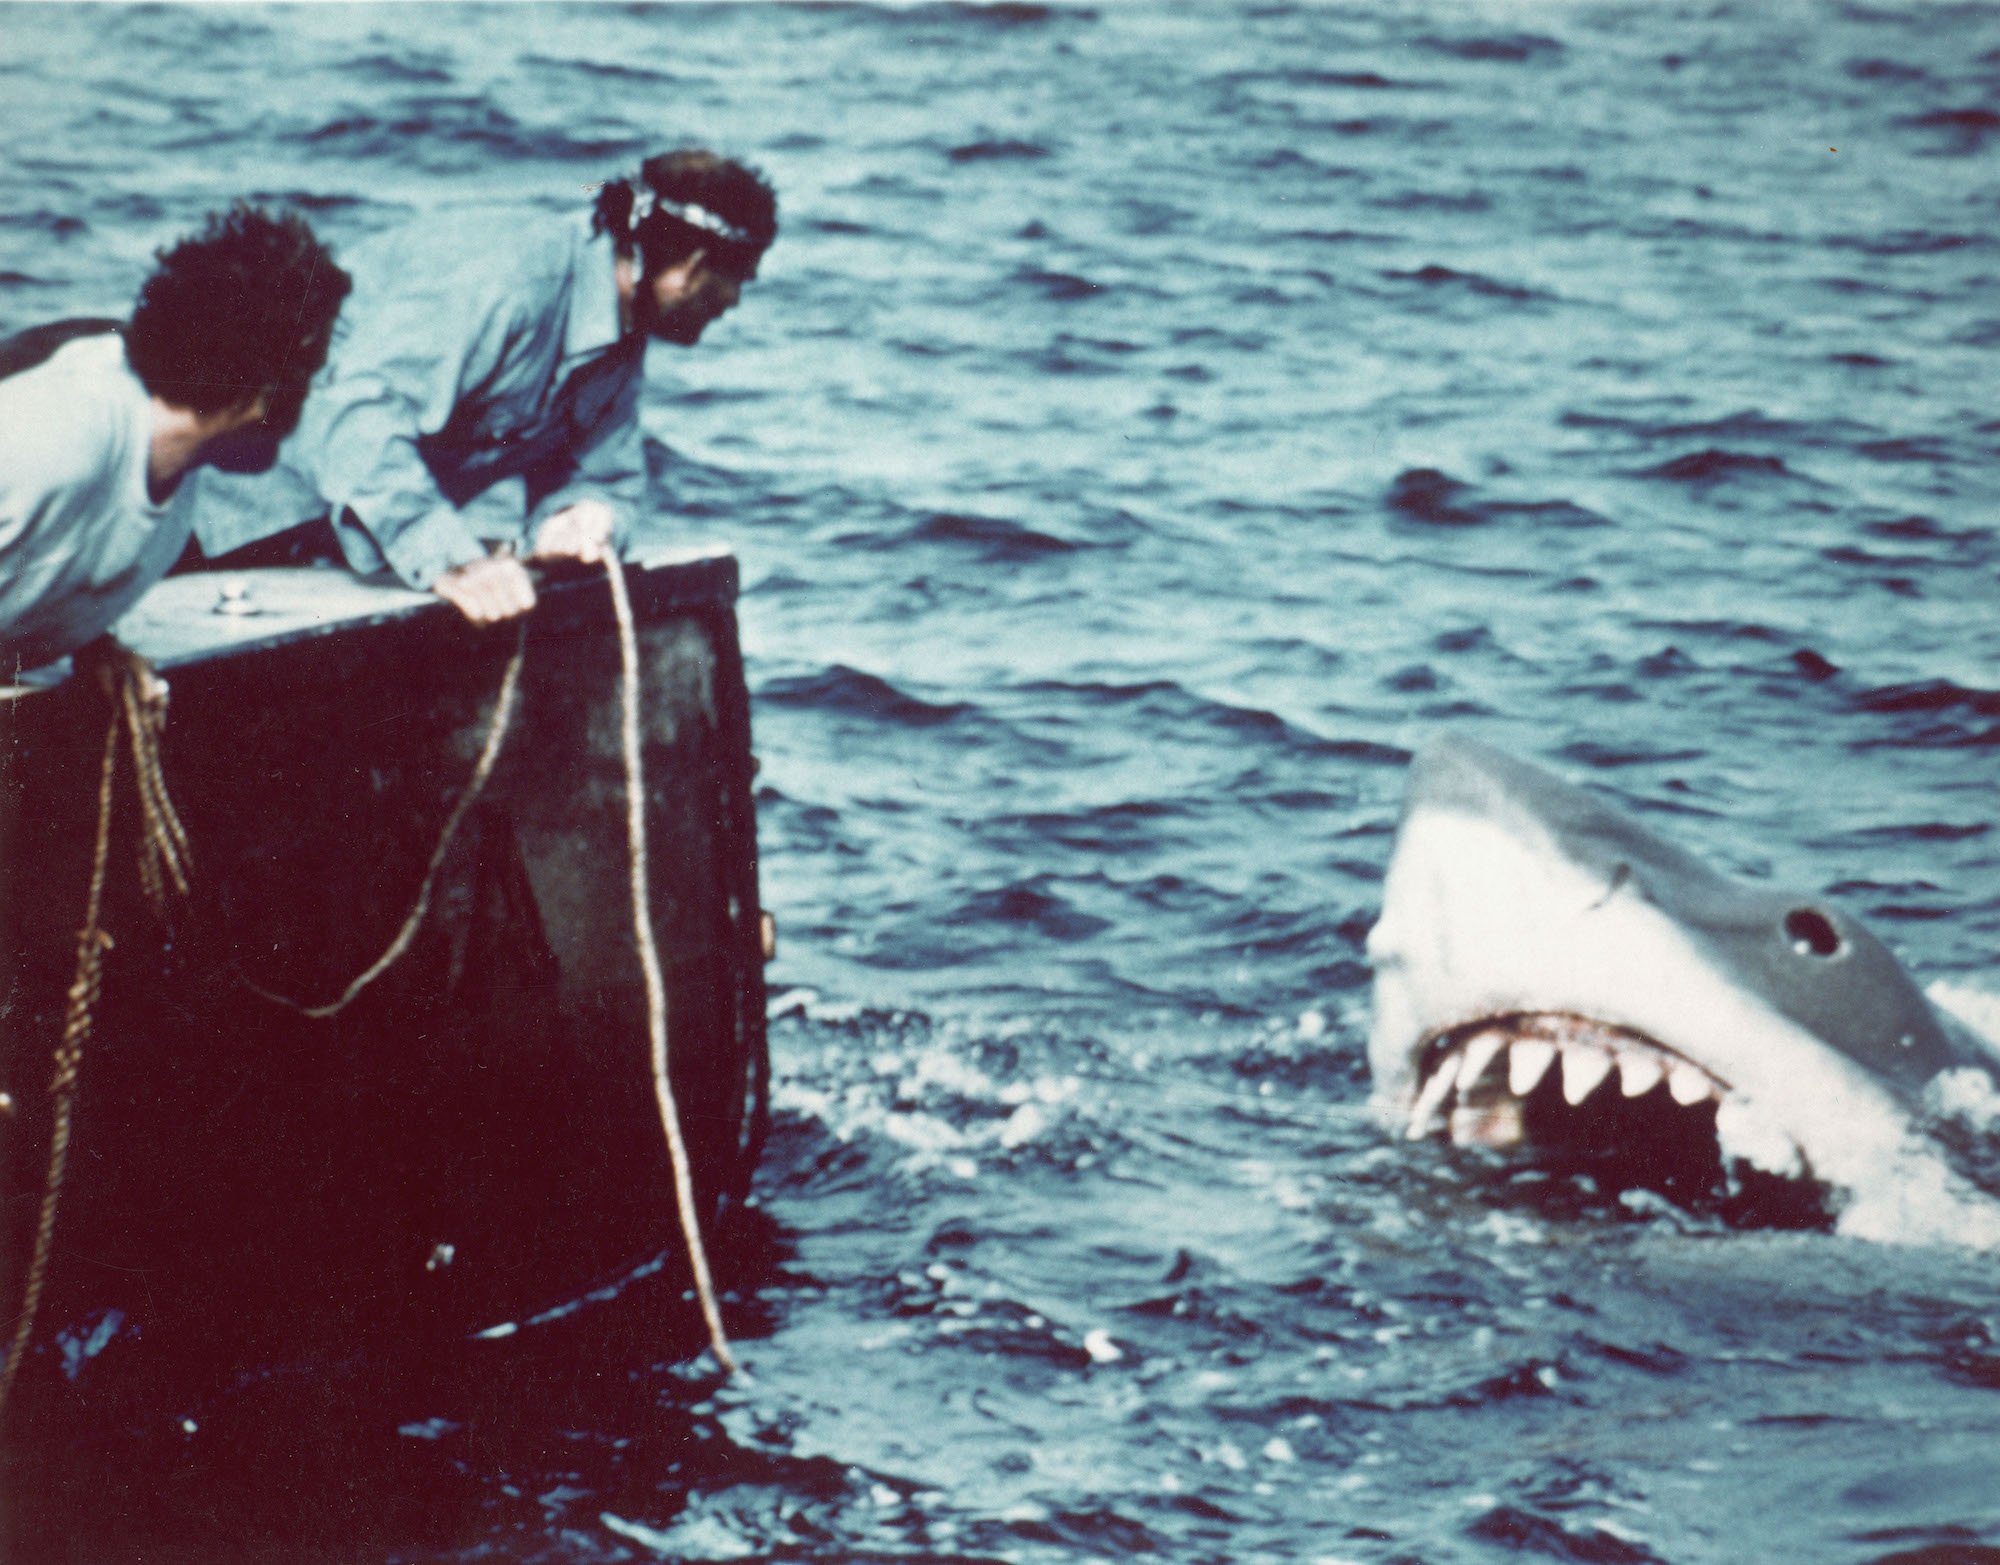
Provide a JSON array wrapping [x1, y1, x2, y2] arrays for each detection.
[[592, 148, 778, 280], [124, 203, 350, 421]]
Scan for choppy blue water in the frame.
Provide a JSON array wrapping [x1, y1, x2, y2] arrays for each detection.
[[7, 2, 2000, 1560]]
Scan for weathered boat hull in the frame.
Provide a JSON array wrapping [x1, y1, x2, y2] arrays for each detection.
[[0, 552, 768, 1444]]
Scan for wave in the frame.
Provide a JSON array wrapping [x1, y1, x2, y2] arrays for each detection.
[[1848, 820, 1990, 844], [95, 192, 169, 225], [1821, 546, 1932, 588], [1010, 266, 1105, 301], [0, 211, 87, 238], [1825, 230, 1980, 256], [1371, 187, 1494, 214], [242, 189, 372, 216], [1858, 436, 1960, 464], [1564, 409, 1867, 451], [1413, 32, 1564, 63], [910, 511, 1077, 560], [1228, 67, 1414, 91], [1846, 58, 1933, 85], [1392, 262, 1544, 298], [1324, 116, 1453, 140], [296, 104, 639, 165], [1384, 468, 1607, 529], [1903, 106, 2000, 153], [759, 666, 976, 729], [917, 2, 1092, 26], [824, 507, 1078, 561], [1556, 740, 1707, 770], [1284, 227, 1399, 247], [785, 1, 1094, 33], [516, 53, 680, 86], [1851, 680, 2000, 749], [1856, 681, 2000, 718], [1639, 449, 1797, 484], [990, 801, 1195, 858], [948, 139, 1051, 163], [1868, 514, 1989, 546], [1907, 108, 2000, 133], [1028, 334, 1143, 377], [339, 51, 454, 85], [1019, 676, 1408, 769], [1660, 410, 1861, 445], [1386, 468, 1487, 525], [1467, 1505, 1661, 1564], [952, 879, 1111, 941]]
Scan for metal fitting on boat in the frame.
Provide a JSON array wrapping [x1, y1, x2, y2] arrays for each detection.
[[213, 579, 260, 617], [760, 911, 777, 963]]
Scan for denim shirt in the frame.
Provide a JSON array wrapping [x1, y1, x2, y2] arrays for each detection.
[[192, 212, 645, 589]]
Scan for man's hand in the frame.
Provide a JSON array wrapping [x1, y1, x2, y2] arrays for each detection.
[[531, 500, 615, 564], [434, 555, 537, 626]]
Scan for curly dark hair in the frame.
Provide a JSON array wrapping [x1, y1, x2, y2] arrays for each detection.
[[124, 203, 350, 427], [592, 148, 778, 280]]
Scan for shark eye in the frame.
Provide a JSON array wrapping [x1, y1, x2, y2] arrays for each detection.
[[1784, 907, 1843, 959]]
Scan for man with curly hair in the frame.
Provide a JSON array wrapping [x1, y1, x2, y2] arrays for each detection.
[[191, 149, 778, 627], [0, 204, 349, 673]]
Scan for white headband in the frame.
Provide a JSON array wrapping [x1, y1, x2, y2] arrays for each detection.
[[629, 186, 754, 248]]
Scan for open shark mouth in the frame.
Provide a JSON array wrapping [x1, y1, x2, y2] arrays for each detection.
[[1366, 737, 2000, 1239], [1404, 1010, 1829, 1224]]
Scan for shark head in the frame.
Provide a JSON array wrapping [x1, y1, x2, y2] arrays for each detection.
[[1366, 735, 2000, 1235]]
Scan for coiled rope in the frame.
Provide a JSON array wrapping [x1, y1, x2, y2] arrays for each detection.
[[122, 669, 191, 909], [0, 659, 186, 1420]]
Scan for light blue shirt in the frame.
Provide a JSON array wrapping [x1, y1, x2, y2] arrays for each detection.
[[192, 212, 645, 589], [0, 333, 188, 672]]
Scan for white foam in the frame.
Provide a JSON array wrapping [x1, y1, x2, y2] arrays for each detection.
[[998, 1102, 1046, 1148], [601, 1510, 753, 1560], [1713, 1096, 1803, 1181], [1927, 980, 2000, 1057], [1834, 1149, 2000, 1250], [1924, 1064, 2000, 1136]]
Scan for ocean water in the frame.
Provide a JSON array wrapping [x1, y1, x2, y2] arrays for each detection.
[[6, 2, 2000, 1561]]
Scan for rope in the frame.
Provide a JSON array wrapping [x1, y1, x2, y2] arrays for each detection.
[[0, 701, 120, 1418], [2, 571, 739, 1408], [605, 558, 738, 1375], [244, 623, 527, 1018], [122, 664, 191, 912]]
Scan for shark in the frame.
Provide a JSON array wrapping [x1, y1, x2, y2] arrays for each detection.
[[1365, 734, 2000, 1241]]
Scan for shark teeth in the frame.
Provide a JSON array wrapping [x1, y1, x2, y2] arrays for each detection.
[[1561, 1045, 1615, 1105], [1508, 1039, 1557, 1096], [1617, 1052, 1664, 1099], [1460, 1031, 1507, 1087], [1404, 1012, 1794, 1169], [1405, 1050, 1462, 1139], [1667, 1062, 1714, 1107]]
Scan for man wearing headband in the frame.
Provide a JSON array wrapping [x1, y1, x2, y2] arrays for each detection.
[[188, 149, 778, 625], [0, 205, 349, 674]]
